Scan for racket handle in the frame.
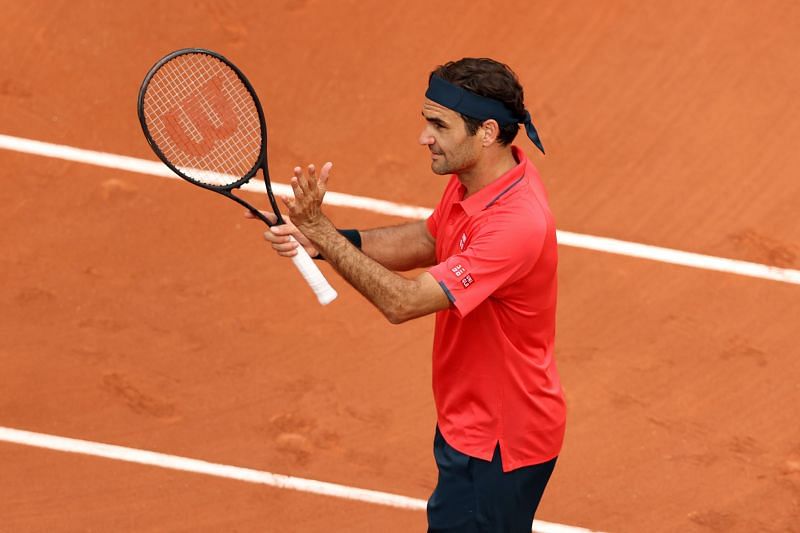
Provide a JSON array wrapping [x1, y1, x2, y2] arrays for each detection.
[[288, 237, 338, 305]]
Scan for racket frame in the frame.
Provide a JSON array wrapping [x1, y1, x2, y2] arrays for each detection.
[[137, 48, 338, 305], [137, 47, 284, 227]]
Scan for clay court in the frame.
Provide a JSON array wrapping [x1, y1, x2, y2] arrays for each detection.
[[1, 1, 799, 532]]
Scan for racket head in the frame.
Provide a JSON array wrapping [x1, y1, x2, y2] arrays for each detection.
[[137, 48, 267, 191]]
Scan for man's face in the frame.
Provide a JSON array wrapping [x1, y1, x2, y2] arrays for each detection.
[[419, 98, 482, 175]]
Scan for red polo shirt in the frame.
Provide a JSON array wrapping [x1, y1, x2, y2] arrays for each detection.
[[426, 146, 566, 472]]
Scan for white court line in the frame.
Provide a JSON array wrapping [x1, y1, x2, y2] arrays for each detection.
[[0, 426, 600, 533], [1, 133, 799, 286]]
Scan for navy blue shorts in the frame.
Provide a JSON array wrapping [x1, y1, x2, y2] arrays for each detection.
[[426, 427, 557, 533]]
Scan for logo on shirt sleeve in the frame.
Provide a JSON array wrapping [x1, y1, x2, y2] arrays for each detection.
[[451, 264, 473, 288], [459, 232, 468, 250]]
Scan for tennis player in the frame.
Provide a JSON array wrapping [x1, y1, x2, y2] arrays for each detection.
[[257, 58, 566, 533]]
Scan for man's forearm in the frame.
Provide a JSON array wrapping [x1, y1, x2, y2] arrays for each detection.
[[360, 220, 436, 271], [301, 217, 426, 323]]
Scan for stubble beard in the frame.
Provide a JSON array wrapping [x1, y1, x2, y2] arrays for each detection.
[[431, 157, 452, 175], [431, 144, 477, 176]]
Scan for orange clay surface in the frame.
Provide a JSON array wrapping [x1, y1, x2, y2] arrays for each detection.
[[1, 1, 799, 532]]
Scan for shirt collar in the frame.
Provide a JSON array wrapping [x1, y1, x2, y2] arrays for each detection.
[[457, 146, 528, 216]]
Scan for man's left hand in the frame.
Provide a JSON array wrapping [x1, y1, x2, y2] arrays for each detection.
[[282, 162, 333, 231]]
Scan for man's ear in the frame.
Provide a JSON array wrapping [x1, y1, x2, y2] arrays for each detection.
[[481, 119, 500, 146]]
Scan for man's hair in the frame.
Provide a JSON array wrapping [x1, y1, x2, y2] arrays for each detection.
[[430, 58, 525, 146]]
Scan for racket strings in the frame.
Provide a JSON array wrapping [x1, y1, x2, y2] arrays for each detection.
[[142, 53, 262, 187]]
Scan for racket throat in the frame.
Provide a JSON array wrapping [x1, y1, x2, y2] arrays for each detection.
[[260, 166, 285, 226]]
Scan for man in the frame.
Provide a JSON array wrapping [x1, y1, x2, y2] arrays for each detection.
[[256, 58, 566, 532]]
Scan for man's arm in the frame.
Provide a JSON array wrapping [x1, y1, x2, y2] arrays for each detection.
[[252, 163, 435, 271], [359, 220, 436, 271], [262, 218, 436, 271], [281, 166, 450, 324]]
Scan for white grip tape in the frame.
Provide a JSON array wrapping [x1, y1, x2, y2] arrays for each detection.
[[289, 237, 338, 305]]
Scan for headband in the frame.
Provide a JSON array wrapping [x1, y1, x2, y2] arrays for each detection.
[[425, 75, 545, 154]]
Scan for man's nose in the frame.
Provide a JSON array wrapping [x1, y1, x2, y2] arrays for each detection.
[[419, 130, 434, 146]]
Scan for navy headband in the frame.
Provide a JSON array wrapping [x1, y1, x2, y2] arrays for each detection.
[[425, 75, 544, 154]]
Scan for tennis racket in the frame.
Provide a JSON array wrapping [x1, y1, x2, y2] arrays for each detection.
[[137, 48, 337, 305]]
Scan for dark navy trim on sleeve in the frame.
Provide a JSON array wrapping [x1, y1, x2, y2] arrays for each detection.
[[438, 281, 456, 304]]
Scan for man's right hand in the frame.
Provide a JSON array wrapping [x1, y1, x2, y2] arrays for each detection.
[[245, 162, 332, 258], [244, 210, 320, 258]]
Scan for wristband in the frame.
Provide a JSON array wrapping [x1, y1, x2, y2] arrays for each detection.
[[337, 228, 362, 249], [312, 228, 361, 260]]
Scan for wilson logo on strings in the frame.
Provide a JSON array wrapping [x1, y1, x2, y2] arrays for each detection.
[[161, 75, 238, 157]]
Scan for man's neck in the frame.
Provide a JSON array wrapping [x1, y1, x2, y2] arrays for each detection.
[[459, 147, 518, 199]]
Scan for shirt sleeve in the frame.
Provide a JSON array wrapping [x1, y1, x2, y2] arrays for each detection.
[[428, 210, 547, 318]]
